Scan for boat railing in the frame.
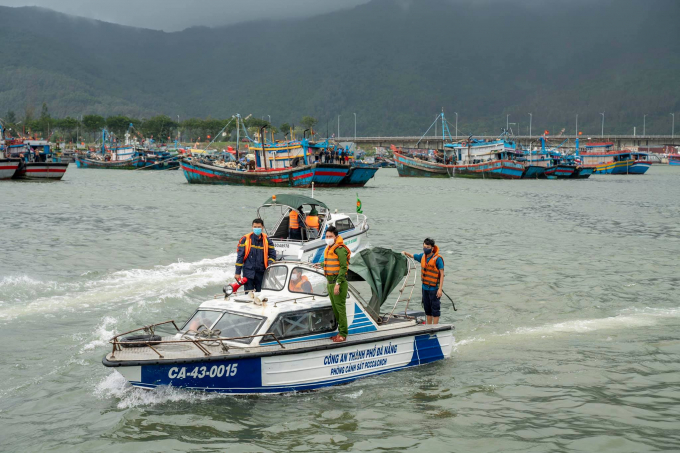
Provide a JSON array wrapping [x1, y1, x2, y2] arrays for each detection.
[[109, 320, 286, 359], [383, 256, 419, 323], [346, 213, 368, 230]]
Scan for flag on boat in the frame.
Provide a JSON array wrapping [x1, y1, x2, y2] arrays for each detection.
[[356, 193, 363, 214]]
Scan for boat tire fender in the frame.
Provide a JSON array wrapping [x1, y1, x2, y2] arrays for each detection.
[[121, 334, 162, 348]]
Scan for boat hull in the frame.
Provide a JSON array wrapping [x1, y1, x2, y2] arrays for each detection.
[[629, 161, 651, 174], [76, 155, 143, 169], [181, 159, 361, 187], [0, 159, 20, 180], [394, 153, 451, 177], [311, 164, 350, 186], [451, 160, 525, 179], [572, 167, 594, 179], [339, 165, 380, 187], [14, 162, 69, 180], [522, 165, 546, 179], [181, 159, 314, 186], [543, 164, 575, 179], [105, 328, 453, 394]]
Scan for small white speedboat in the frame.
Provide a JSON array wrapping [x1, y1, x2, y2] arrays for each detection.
[[103, 248, 453, 394], [257, 194, 370, 263]]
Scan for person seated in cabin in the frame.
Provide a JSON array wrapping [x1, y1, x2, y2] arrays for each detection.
[[288, 207, 303, 240], [247, 159, 256, 171], [289, 268, 313, 293]]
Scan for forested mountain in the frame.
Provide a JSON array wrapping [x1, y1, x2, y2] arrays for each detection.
[[1, 0, 679, 136]]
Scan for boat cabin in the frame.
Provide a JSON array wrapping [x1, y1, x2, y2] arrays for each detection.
[[177, 261, 414, 348], [444, 138, 518, 164], [257, 194, 369, 262]]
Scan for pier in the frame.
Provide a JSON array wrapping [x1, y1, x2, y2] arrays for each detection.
[[337, 135, 680, 150]]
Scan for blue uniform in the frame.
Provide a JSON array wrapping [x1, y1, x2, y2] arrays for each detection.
[[414, 252, 444, 317], [236, 233, 276, 291]]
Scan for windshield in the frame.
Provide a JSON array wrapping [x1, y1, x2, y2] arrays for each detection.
[[262, 266, 288, 291], [182, 310, 222, 332], [288, 267, 328, 296], [213, 311, 265, 344]]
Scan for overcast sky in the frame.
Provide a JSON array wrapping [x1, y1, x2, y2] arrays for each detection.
[[0, 0, 371, 31]]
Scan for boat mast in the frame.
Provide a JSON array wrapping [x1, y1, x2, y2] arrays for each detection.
[[236, 114, 240, 158]]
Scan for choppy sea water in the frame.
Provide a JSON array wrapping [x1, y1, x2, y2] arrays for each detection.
[[0, 166, 679, 452]]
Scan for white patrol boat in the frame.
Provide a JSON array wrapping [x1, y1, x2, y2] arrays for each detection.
[[103, 249, 453, 394], [258, 194, 369, 263]]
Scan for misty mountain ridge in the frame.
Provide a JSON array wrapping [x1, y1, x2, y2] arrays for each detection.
[[1, 0, 679, 136]]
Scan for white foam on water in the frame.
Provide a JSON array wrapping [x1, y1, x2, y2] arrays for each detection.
[[0, 254, 236, 320], [454, 307, 680, 349], [80, 316, 118, 353], [94, 371, 228, 409]]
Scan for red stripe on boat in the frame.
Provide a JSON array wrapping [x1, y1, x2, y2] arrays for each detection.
[[315, 171, 347, 176]]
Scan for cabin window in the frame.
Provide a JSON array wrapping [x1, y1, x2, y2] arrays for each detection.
[[212, 311, 265, 344], [268, 308, 337, 340], [288, 267, 328, 296], [262, 266, 288, 291], [182, 310, 222, 332], [334, 218, 354, 232]]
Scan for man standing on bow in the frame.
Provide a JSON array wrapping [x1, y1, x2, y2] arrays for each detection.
[[403, 238, 444, 324], [235, 219, 276, 292], [323, 226, 351, 342]]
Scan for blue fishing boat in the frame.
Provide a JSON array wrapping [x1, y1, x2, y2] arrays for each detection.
[[76, 126, 180, 170], [579, 142, 650, 175], [180, 115, 377, 187]]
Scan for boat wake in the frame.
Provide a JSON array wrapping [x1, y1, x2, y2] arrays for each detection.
[[454, 306, 680, 351], [0, 254, 237, 320]]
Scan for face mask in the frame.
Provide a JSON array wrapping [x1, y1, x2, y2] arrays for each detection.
[[291, 274, 299, 281], [253, 227, 262, 236], [423, 247, 432, 255], [325, 238, 335, 246]]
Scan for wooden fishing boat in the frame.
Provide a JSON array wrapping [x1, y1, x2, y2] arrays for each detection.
[[0, 159, 21, 180], [394, 152, 452, 178], [3, 139, 69, 180], [580, 143, 650, 175], [180, 117, 376, 187]]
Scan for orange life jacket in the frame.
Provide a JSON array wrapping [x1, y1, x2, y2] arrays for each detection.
[[238, 232, 271, 269], [289, 275, 310, 292], [289, 210, 300, 229], [421, 245, 443, 287], [306, 215, 320, 229], [324, 236, 351, 276]]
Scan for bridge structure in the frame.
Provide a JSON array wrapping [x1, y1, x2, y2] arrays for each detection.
[[336, 135, 680, 151]]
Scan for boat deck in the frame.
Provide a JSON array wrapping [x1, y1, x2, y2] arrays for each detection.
[[105, 324, 453, 365]]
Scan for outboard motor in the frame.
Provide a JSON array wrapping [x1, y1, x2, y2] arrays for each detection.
[[223, 277, 248, 298]]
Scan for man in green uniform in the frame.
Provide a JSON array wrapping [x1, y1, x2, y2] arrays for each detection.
[[323, 226, 351, 343]]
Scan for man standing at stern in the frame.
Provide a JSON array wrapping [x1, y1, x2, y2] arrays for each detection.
[[235, 219, 276, 292], [403, 238, 444, 324], [323, 226, 351, 342]]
